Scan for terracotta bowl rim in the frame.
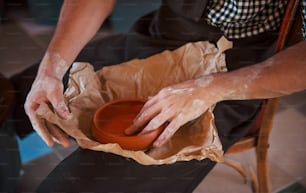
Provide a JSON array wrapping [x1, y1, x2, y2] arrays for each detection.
[[92, 98, 163, 139]]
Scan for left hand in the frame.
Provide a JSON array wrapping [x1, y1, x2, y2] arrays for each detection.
[[125, 78, 219, 147]]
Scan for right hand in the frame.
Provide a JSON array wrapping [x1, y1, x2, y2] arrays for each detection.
[[24, 75, 72, 147]]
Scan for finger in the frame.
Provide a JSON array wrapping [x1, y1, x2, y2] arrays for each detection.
[[142, 89, 172, 109], [46, 122, 71, 147], [30, 112, 55, 147], [138, 112, 170, 135], [147, 95, 153, 100], [153, 116, 182, 147], [143, 94, 159, 109], [25, 101, 55, 147], [48, 93, 72, 120], [125, 102, 161, 135]]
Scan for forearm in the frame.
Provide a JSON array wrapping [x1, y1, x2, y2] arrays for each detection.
[[126, 41, 306, 147], [37, 0, 115, 78], [206, 41, 306, 102]]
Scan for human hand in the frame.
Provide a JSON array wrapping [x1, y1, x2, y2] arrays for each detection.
[[24, 53, 72, 147], [125, 75, 220, 147], [24, 76, 72, 147]]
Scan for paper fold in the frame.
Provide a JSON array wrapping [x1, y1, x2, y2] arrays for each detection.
[[36, 37, 232, 165]]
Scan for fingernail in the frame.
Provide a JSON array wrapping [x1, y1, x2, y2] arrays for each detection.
[[54, 137, 70, 148], [46, 139, 55, 147], [63, 141, 70, 148], [124, 125, 135, 135], [35, 129, 52, 147]]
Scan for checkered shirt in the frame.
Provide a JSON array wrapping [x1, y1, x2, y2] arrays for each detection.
[[204, 0, 288, 39], [302, 0, 306, 39]]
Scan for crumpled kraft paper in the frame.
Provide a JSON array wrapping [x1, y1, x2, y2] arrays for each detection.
[[36, 37, 232, 165]]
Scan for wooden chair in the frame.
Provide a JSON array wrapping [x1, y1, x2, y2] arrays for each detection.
[[223, 0, 303, 193]]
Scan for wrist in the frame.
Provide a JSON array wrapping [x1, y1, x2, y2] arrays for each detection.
[[195, 72, 247, 103], [37, 52, 70, 79], [212, 71, 251, 101], [194, 74, 226, 103]]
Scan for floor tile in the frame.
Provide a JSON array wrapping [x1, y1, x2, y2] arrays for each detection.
[[16, 152, 61, 193], [280, 90, 306, 107], [269, 108, 306, 180], [296, 103, 306, 117], [17, 132, 53, 164], [269, 162, 298, 193], [277, 182, 306, 193], [194, 149, 256, 193], [195, 160, 253, 193], [299, 176, 306, 187]]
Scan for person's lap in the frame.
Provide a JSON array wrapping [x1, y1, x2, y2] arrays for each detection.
[[36, 148, 216, 193]]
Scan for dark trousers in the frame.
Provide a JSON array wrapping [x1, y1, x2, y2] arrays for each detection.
[[37, 148, 217, 193]]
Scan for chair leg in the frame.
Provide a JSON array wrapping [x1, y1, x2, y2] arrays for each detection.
[[249, 166, 259, 193], [256, 98, 279, 193], [224, 159, 261, 193], [223, 159, 248, 183], [257, 146, 270, 193]]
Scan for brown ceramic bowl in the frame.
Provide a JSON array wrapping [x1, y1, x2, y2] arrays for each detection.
[[92, 99, 166, 151]]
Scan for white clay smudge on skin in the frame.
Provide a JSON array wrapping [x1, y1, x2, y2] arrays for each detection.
[[149, 118, 162, 130], [169, 88, 194, 95], [189, 99, 206, 119], [135, 111, 147, 122], [246, 67, 261, 83], [192, 99, 205, 107], [33, 77, 61, 91], [52, 53, 68, 76], [39, 52, 69, 78], [227, 65, 265, 100], [195, 75, 213, 88]]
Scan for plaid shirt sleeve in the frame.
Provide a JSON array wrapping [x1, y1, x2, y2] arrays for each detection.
[[302, 0, 306, 39], [204, 0, 287, 39]]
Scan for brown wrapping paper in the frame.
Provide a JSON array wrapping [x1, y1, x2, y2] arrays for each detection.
[[36, 37, 232, 165]]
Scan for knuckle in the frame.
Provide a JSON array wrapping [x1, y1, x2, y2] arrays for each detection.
[[160, 87, 171, 96], [149, 117, 161, 129], [54, 102, 67, 113], [24, 101, 33, 113]]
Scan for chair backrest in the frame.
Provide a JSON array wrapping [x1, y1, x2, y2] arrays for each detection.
[[256, 0, 302, 143], [276, 0, 302, 51], [224, 2, 303, 192], [226, 0, 302, 153]]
